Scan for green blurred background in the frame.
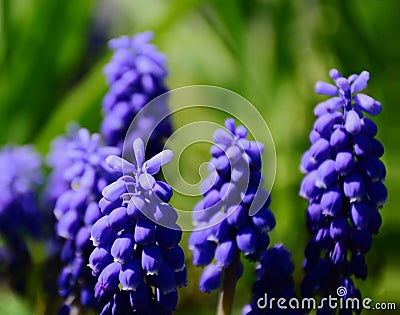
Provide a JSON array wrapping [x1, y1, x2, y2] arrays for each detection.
[[1, 0, 399, 314]]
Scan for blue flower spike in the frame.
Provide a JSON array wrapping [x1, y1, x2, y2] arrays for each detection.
[[101, 31, 172, 156], [89, 137, 186, 314], [190, 118, 290, 315], [300, 69, 387, 313], [51, 127, 120, 313]]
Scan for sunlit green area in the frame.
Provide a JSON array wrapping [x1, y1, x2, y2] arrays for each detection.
[[1, 0, 400, 314]]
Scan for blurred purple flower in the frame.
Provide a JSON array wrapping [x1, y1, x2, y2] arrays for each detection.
[[101, 31, 172, 156]]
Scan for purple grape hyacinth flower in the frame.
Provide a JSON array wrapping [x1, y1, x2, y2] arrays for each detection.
[[101, 31, 172, 156], [300, 69, 387, 313], [0, 145, 43, 291], [190, 118, 275, 293], [89, 138, 187, 314], [52, 128, 120, 313], [243, 245, 299, 315]]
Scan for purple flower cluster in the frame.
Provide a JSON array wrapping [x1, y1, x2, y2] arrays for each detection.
[[101, 31, 172, 156], [300, 70, 387, 307], [89, 138, 186, 314], [243, 245, 298, 315], [52, 128, 119, 313], [189, 118, 276, 293], [0, 145, 43, 290]]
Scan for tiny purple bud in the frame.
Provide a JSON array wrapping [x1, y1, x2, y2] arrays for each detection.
[[351, 71, 369, 93], [213, 129, 233, 145], [138, 173, 156, 190], [300, 170, 321, 200], [345, 110, 362, 135], [330, 242, 347, 265], [143, 149, 173, 175], [251, 206, 276, 232], [84, 202, 102, 225], [361, 117, 378, 138], [351, 202, 371, 229], [215, 240, 236, 268], [367, 180, 387, 208], [309, 138, 331, 163], [314, 114, 335, 136], [192, 241, 217, 267], [91, 216, 114, 246], [210, 145, 225, 157], [108, 206, 131, 231], [354, 94, 382, 116], [119, 259, 142, 290], [321, 187, 343, 216], [353, 134, 372, 157], [199, 264, 222, 293], [153, 181, 173, 202], [99, 197, 122, 215], [152, 263, 176, 294], [142, 244, 163, 275], [236, 225, 259, 255], [134, 218, 156, 245], [316, 159, 337, 189], [106, 155, 136, 173], [133, 138, 145, 168], [335, 150, 354, 175], [315, 81, 338, 96], [57, 210, 80, 240], [330, 216, 350, 242], [156, 225, 182, 249], [111, 233, 135, 263], [89, 245, 113, 275], [95, 262, 122, 299], [102, 179, 126, 202], [330, 127, 350, 150], [162, 245, 185, 272]]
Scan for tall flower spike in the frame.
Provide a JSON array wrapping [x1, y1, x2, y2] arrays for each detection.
[[243, 245, 299, 315], [101, 31, 172, 157], [300, 69, 387, 313], [89, 138, 187, 314], [190, 118, 275, 301], [52, 127, 120, 314], [0, 145, 43, 292]]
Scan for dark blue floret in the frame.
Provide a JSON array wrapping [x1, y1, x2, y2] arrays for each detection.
[[89, 138, 187, 314], [300, 69, 387, 313]]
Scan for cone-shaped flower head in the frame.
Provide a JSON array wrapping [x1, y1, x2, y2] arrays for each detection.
[[89, 138, 187, 314], [101, 31, 172, 156], [190, 118, 276, 293], [300, 69, 387, 309], [52, 127, 120, 313]]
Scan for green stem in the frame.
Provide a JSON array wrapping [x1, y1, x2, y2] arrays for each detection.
[[217, 253, 240, 315]]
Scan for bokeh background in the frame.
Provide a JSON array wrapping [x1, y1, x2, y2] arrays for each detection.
[[1, 0, 399, 314]]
